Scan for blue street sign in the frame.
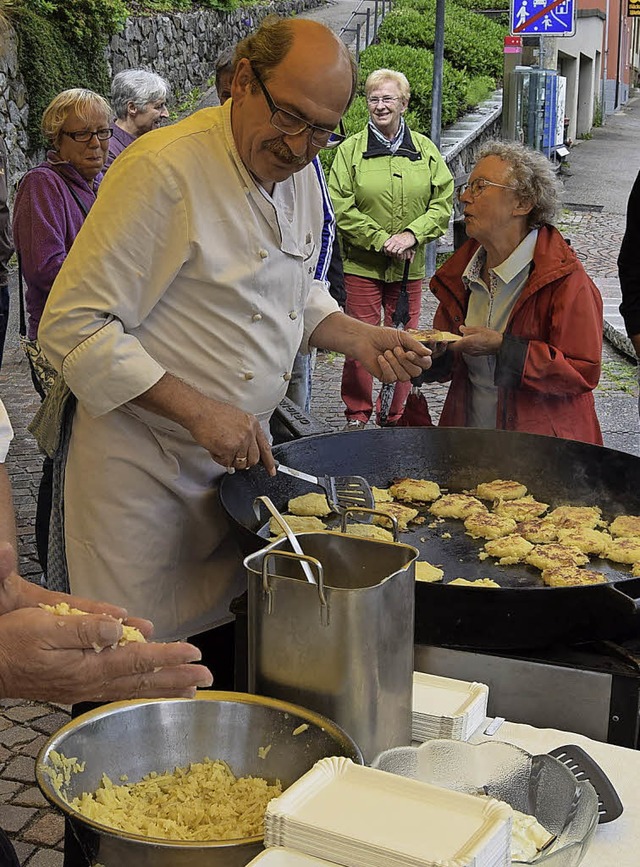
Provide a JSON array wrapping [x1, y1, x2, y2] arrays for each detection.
[[511, 0, 576, 36]]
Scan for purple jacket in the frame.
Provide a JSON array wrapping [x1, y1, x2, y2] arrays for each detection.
[[13, 154, 101, 339], [104, 122, 136, 170]]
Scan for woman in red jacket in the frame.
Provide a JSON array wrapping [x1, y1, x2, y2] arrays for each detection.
[[424, 141, 602, 445]]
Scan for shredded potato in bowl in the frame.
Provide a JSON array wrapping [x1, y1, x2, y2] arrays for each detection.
[[45, 752, 282, 841]]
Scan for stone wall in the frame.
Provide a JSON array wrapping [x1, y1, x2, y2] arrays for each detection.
[[0, 24, 31, 185], [107, 0, 325, 99]]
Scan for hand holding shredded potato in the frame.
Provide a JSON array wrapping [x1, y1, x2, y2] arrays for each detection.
[[0, 542, 213, 703]]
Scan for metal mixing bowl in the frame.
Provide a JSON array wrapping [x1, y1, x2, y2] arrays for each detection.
[[36, 691, 362, 867], [372, 740, 599, 866]]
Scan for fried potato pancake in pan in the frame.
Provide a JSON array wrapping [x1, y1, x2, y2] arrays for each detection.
[[541, 566, 607, 587], [556, 527, 611, 557], [343, 523, 395, 543], [287, 492, 332, 518], [609, 515, 640, 538], [493, 496, 549, 522], [429, 493, 487, 519], [372, 486, 394, 503], [269, 515, 326, 536], [546, 505, 603, 530], [516, 518, 559, 544], [373, 501, 419, 531], [464, 512, 517, 540], [632, 562, 640, 577], [525, 543, 590, 571], [389, 477, 441, 503], [606, 536, 640, 564], [483, 534, 534, 565], [449, 577, 501, 588], [415, 561, 444, 583], [475, 479, 528, 501]]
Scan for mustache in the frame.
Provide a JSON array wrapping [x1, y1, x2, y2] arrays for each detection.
[[264, 139, 307, 167]]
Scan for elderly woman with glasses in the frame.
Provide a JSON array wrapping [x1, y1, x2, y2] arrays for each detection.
[[12, 87, 112, 578], [328, 68, 454, 430], [422, 140, 603, 444]]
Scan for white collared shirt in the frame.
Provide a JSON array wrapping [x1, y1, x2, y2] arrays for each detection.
[[462, 229, 538, 428]]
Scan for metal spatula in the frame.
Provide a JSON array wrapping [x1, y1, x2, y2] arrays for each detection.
[[275, 462, 375, 514], [549, 744, 624, 823]]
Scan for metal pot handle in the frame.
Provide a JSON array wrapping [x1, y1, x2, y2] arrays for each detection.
[[262, 549, 329, 624], [340, 507, 400, 541]]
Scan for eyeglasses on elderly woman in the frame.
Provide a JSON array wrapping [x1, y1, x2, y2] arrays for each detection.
[[457, 177, 518, 201], [62, 128, 113, 143], [250, 63, 346, 149]]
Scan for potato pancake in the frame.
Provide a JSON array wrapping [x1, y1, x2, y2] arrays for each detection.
[[516, 518, 559, 544], [269, 515, 326, 536], [415, 561, 444, 583], [406, 328, 461, 343], [389, 477, 441, 503], [541, 566, 607, 587], [556, 527, 611, 557], [475, 479, 528, 501], [546, 505, 603, 530], [609, 515, 640, 538], [343, 523, 395, 543], [429, 494, 487, 519], [525, 544, 589, 571], [372, 486, 394, 503], [373, 501, 419, 531], [633, 562, 640, 577], [493, 496, 549, 522], [464, 512, 517, 540], [287, 492, 332, 518], [449, 578, 500, 588], [39, 603, 145, 647], [606, 536, 640, 564], [483, 534, 534, 565]]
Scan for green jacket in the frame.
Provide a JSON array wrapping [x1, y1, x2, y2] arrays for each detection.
[[328, 124, 454, 282]]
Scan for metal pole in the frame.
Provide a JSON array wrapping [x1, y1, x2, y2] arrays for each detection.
[[355, 21, 361, 62], [365, 8, 371, 48], [374, 0, 379, 40], [426, 0, 446, 277]]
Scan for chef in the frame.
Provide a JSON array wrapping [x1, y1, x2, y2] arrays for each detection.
[[38, 16, 431, 683]]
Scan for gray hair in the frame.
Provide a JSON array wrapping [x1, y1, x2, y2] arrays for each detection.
[[111, 69, 170, 119], [478, 140, 562, 228]]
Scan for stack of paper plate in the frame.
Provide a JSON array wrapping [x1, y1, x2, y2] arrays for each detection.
[[412, 672, 489, 742], [264, 757, 512, 867], [247, 850, 337, 866]]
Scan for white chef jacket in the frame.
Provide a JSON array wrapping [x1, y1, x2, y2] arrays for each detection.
[[39, 101, 340, 640], [0, 399, 12, 462]]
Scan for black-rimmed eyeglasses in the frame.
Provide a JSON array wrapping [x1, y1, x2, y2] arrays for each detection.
[[250, 63, 346, 149], [457, 177, 517, 201], [62, 128, 113, 143]]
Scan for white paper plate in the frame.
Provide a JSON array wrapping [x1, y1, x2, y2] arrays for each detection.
[[265, 757, 511, 867], [247, 849, 337, 866], [413, 673, 489, 741]]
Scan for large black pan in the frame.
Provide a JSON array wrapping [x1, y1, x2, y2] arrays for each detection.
[[220, 427, 640, 649]]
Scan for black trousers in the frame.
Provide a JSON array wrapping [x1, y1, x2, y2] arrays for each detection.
[[63, 620, 236, 866], [0, 828, 19, 867]]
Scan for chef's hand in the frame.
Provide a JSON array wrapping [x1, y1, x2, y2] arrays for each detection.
[[189, 401, 276, 475], [451, 326, 503, 356], [0, 543, 213, 703], [383, 231, 416, 260], [356, 327, 432, 382]]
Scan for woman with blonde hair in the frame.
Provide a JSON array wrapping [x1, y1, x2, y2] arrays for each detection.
[[424, 140, 602, 444], [329, 68, 453, 429], [13, 87, 112, 576]]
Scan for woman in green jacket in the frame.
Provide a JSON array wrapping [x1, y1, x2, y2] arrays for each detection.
[[328, 68, 453, 429]]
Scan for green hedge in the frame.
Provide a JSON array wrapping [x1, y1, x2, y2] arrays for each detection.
[[379, 0, 507, 80]]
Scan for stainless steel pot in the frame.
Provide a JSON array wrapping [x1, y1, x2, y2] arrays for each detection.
[[36, 691, 362, 867]]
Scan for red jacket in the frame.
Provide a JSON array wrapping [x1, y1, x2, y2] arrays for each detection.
[[427, 225, 603, 445]]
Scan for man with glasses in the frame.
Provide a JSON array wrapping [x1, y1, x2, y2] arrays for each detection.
[[38, 17, 431, 684]]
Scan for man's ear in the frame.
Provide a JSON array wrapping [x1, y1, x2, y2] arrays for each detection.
[[514, 197, 534, 218], [231, 58, 252, 104], [127, 100, 138, 118]]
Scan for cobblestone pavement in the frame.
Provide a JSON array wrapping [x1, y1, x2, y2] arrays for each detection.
[[2, 100, 640, 867]]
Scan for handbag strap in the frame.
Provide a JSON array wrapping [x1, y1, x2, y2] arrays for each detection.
[[18, 253, 26, 338]]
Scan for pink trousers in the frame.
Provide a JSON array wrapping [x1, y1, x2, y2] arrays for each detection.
[[341, 272, 422, 424]]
